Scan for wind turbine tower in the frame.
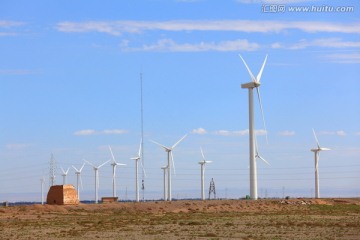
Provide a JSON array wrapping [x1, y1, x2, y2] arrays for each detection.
[[131, 139, 146, 202], [72, 163, 85, 201], [240, 54, 268, 200], [311, 129, 331, 198], [199, 147, 212, 201], [85, 159, 110, 203], [161, 166, 168, 200], [151, 134, 187, 201], [40, 176, 45, 205], [109, 146, 126, 198], [61, 167, 70, 185]]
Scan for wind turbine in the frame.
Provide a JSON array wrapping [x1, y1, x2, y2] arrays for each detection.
[[240, 54, 268, 200], [150, 134, 187, 201], [199, 147, 212, 201], [109, 146, 126, 199], [72, 163, 85, 201], [161, 166, 168, 201], [60, 167, 70, 185], [130, 139, 146, 202], [40, 176, 45, 205], [84, 159, 110, 203], [311, 129, 330, 199]]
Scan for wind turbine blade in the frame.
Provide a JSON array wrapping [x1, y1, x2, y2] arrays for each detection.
[[258, 155, 271, 166], [80, 175, 83, 190], [65, 168, 69, 174], [316, 152, 320, 171], [172, 134, 187, 149], [138, 138, 142, 157], [171, 151, 176, 175], [320, 147, 331, 151], [113, 165, 117, 179], [200, 147, 205, 160], [256, 54, 268, 83], [239, 54, 256, 82], [61, 167, 65, 174], [98, 160, 111, 169], [312, 128, 321, 149], [150, 139, 170, 151], [84, 159, 95, 168], [72, 166, 79, 172], [256, 87, 268, 143], [109, 146, 116, 162], [79, 163, 85, 172], [205, 161, 213, 164], [140, 160, 147, 177]]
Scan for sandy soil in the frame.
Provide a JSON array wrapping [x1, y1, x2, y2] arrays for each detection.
[[1, 198, 360, 239]]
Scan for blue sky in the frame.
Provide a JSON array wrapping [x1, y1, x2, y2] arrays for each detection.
[[1, 0, 359, 202]]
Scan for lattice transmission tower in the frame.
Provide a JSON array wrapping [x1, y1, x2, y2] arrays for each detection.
[[49, 153, 57, 187], [208, 178, 216, 200]]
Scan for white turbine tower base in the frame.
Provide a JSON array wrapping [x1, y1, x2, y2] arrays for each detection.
[[150, 134, 187, 201], [240, 54, 268, 200], [85, 159, 110, 204], [72, 163, 85, 201], [311, 129, 330, 199], [199, 147, 212, 201], [161, 166, 168, 201], [131, 139, 146, 202], [109, 146, 126, 199]]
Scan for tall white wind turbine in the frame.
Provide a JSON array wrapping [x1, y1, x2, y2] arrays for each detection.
[[130, 139, 146, 202], [109, 146, 126, 199], [240, 54, 268, 200], [311, 129, 330, 199], [60, 167, 70, 185], [84, 159, 110, 204], [150, 134, 187, 201], [199, 147, 212, 201], [72, 163, 85, 201]]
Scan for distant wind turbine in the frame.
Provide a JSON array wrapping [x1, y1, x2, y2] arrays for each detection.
[[130, 139, 146, 202], [311, 129, 330, 199], [72, 163, 85, 201], [199, 147, 212, 201], [40, 176, 45, 205], [109, 146, 126, 198], [240, 54, 268, 200], [150, 134, 187, 201], [84, 159, 110, 203], [60, 167, 70, 185]]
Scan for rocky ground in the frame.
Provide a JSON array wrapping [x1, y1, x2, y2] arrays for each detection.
[[1, 198, 360, 239]]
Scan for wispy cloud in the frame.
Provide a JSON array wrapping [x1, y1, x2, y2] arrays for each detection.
[[57, 20, 360, 35], [5, 143, 31, 150], [319, 130, 347, 136], [0, 21, 26, 37], [121, 38, 260, 52], [0, 69, 40, 75], [213, 129, 266, 136], [323, 52, 360, 64], [278, 130, 296, 136], [191, 128, 207, 135], [74, 129, 128, 136]]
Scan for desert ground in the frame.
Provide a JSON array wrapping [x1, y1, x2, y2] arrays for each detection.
[[1, 198, 360, 239]]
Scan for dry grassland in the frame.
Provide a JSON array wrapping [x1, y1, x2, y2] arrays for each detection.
[[1, 198, 360, 239]]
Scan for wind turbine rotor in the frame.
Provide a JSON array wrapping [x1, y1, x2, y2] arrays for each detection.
[[171, 134, 187, 149]]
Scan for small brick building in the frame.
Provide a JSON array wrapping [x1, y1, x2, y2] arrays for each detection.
[[47, 185, 79, 205]]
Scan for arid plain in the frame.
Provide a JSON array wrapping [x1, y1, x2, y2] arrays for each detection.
[[1, 198, 360, 239]]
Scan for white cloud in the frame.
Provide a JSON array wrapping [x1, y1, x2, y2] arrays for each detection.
[[323, 53, 360, 64], [57, 20, 360, 35], [122, 38, 260, 52], [191, 128, 207, 135], [0, 21, 25, 28], [279, 130, 296, 136], [74, 129, 128, 136], [213, 129, 266, 136], [319, 130, 347, 136], [288, 38, 360, 50]]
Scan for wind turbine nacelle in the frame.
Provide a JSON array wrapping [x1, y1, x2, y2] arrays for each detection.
[[241, 82, 260, 89]]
